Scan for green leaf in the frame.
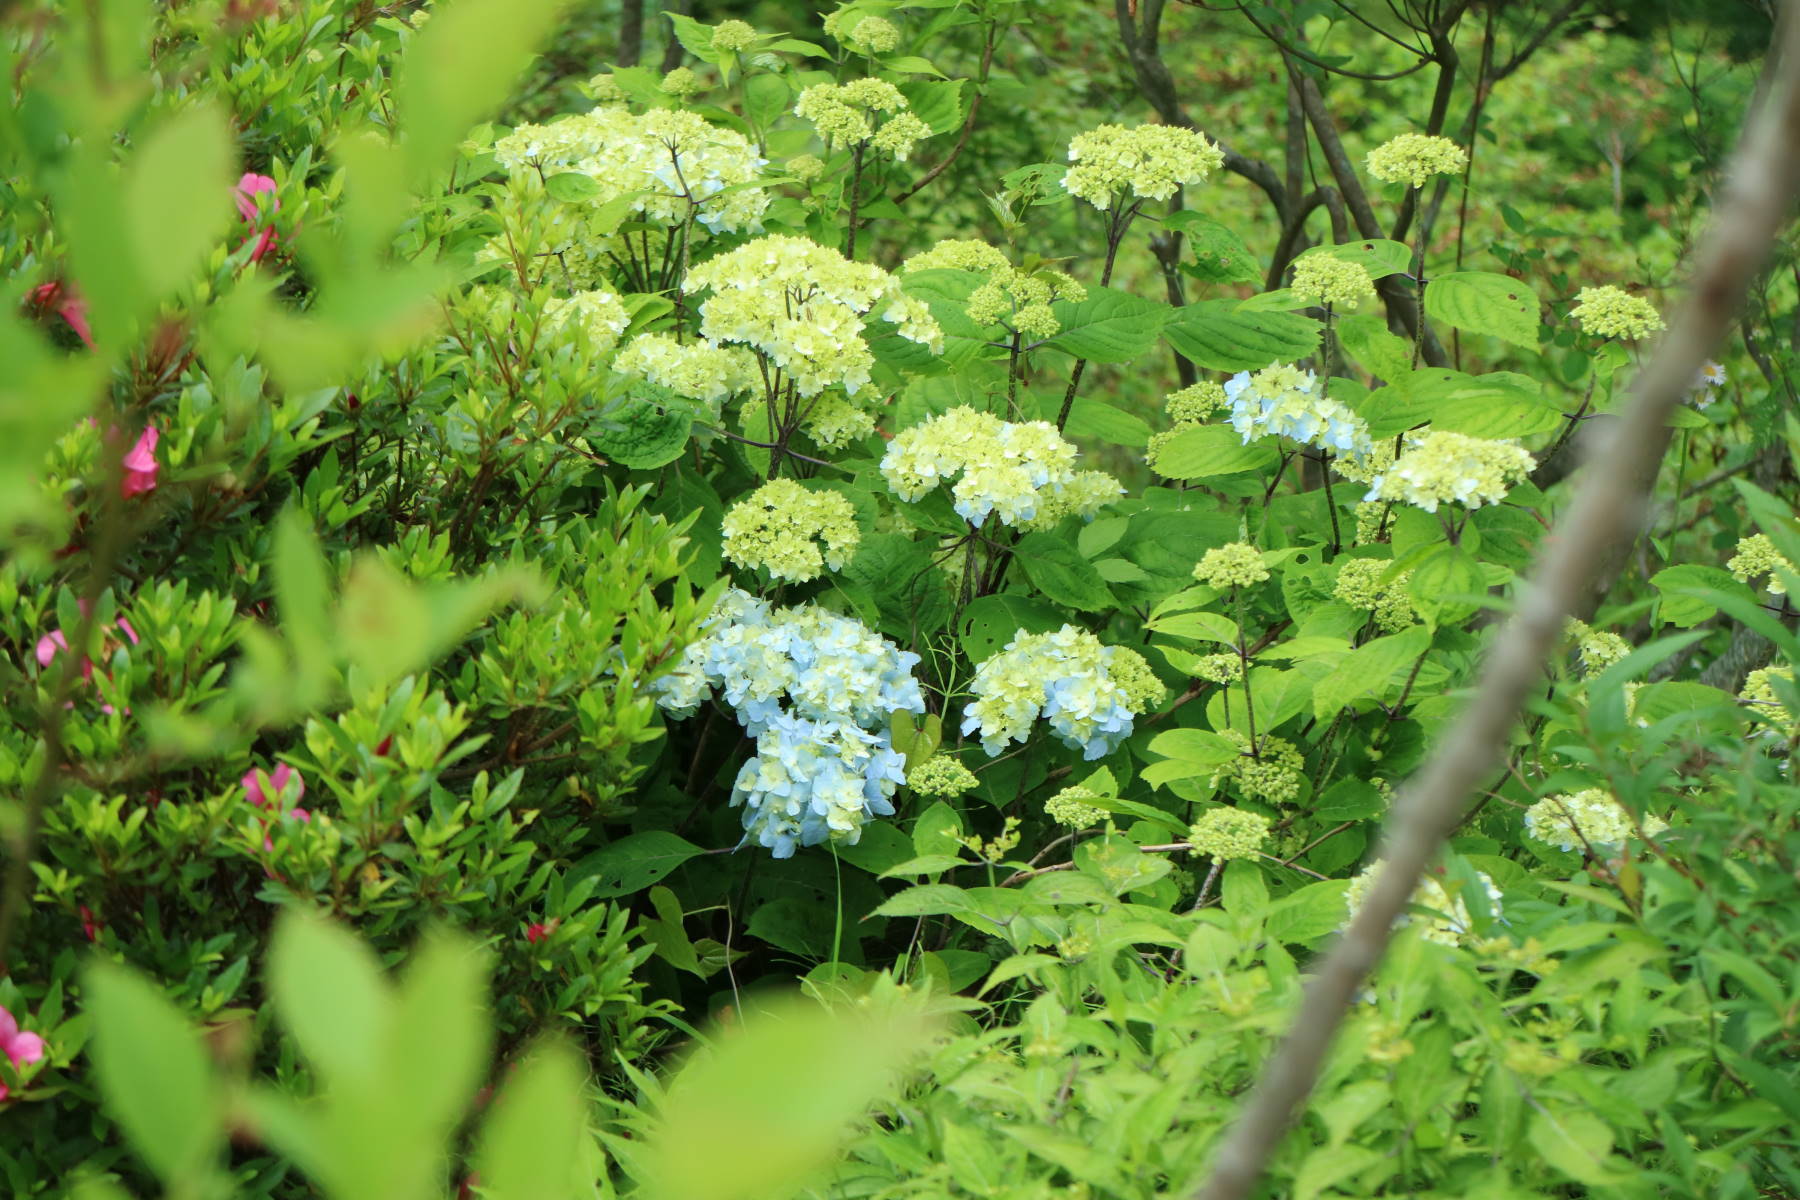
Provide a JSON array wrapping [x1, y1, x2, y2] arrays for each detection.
[[391, 931, 491, 1141], [1149, 424, 1278, 479], [898, 79, 965, 135], [595, 396, 693, 469], [1043, 286, 1171, 363], [272, 509, 334, 696], [1408, 544, 1487, 624], [1059, 398, 1151, 447], [476, 1039, 589, 1200], [543, 172, 600, 202], [1650, 564, 1757, 627], [1164, 300, 1319, 372], [1014, 532, 1113, 611], [1335, 313, 1412, 381], [1312, 625, 1429, 719], [1165, 213, 1262, 284], [125, 103, 235, 303], [573, 831, 707, 898], [1307, 238, 1412, 280], [268, 910, 390, 1090], [1220, 860, 1269, 923], [1147, 609, 1240, 645], [399, 0, 568, 178], [1530, 1110, 1628, 1186], [743, 73, 793, 133], [641, 996, 932, 1200], [1424, 271, 1541, 350], [959, 593, 1066, 661], [664, 12, 724, 62], [1362, 369, 1562, 439], [84, 961, 223, 1185]]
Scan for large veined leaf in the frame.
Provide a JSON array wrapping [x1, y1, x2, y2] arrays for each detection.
[[1164, 213, 1263, 284], [1304, 238, 1413, 280], [1149, 424, 1278, 479], [1424, 271, 1541, 350], [1164, 300, 1319, 372], [1361, 369, 1564, 438], [1013, 532, 1114, 612], [1311, 625, 1431, 720], [1043, 286, 1171, 363]]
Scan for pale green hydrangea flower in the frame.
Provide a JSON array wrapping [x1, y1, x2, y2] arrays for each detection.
[[1569, 285, 1665, 340], [542, 290, 630, 356], [1062, 123, 1224, 209], [721, 478, 861, 582], [686, 235, 941, 397], [1045, 785, 1107, 828], [802, 392, 877, 448], [1741, 667, 1796, 736], [1728, 533, 1795, 595], [1104, 646, 1166, 712], [1524, 789, 1665, 852], [614, 333, 760, 406], [1291, 253, 1377, 309], [711, 19, 758, 51], [963, 626, 1153, 758], [1166, 380, 1226, 424], [1188, 807, 1269, 861], [794, 79, 927, 159], [904, 240, 1085, 338], [1365, 133, 1468, 188], [1021, 470, 1126, 532], [1193, 653, 1244, 684], [1210, 731, 1305, 805], [1334, 558, 1416, 632], [907, 754, 979, 798], [1344, 861, 1500, 947], [1354, 500, 1390, 544], [1362, 430, 1535, 513], [588, 72, 626, 103], [882, 407, 1116, 528], [1565, 619, 1631, 678], [788, 153, 826, 182], [1194, 542, 1269, 589], [841, 14, 900, 54], [661, 67, 702, 98]]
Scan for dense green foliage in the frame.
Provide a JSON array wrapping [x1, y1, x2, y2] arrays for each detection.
[[2, 0, 1798, 1197]]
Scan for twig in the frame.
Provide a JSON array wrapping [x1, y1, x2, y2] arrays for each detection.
[[1190, 11, 1800, 1196]]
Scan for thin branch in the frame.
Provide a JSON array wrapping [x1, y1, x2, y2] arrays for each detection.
[[1190, 9, 1800, 1196]]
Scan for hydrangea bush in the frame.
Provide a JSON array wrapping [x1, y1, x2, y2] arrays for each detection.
[[2, 0, 1798, 1198]]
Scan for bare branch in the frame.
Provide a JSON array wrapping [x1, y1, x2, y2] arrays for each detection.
[[1189, 7, 1800, 1197]]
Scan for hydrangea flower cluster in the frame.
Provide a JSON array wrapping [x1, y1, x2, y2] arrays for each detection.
[[1193, 542, 1269, 589], [1334, 558, 1416, 632], [1566, 619, 1631, 678], [826, 11, 900, 54], [711, 19, 759, 51], [1365, 133, 1468, 188], [1741, 667, 1796, 735], [794, 79, 932, 160], [654, 591, 925, 856], [1344, 862, 1502, 947], [902, 240, 1088, 341], [1062, 123, 1225, 208], [880, 407, 1119, 527], [1209, 731, 1305, 805], [1045, 785, 1107, 828], [907, 755, 980, 798], [686, 235, 941, 397], [1569, 285, 1665, 340], [1728, 533, 1795, 595], [661, 67, 702, 98], [494, 107, 770, 234], [613, 333, 760, 407], [800, 392, 879, 448], [962, 627, 1157, 759], [1188, 807, 1270, 861], [1224, 364, 1374, 459], [1524, 789, 1665, 852], [542, 290, 630, 357], [1291, 253, 1377, 309], [1192, 653, 1244, 684], [721, 479, 861, 582], [1362, 430, 1535, 513]]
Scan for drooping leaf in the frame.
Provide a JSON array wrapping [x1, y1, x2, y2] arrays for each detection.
[[1424, 271, 1541, 350]]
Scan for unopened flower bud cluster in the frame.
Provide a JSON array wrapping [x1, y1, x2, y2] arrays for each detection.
[[1334, 558, 1417, 632], [1728, 533, 1795, 596], [1188, 807, 1269, 861]]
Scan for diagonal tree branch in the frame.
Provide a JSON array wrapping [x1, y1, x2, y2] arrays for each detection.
[[1189, 6, 1800, 1198]]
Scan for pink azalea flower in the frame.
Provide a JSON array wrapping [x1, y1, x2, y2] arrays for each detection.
[[0, 1007, 46, 1102], [121, 426, 159, 499], [26, 282, 95, 350], [35, 616, 140, 683], [242, 763, 305, 810], [79, 905, 102, 942], [233, 173, 280, 263], [525, 921, 554, 944]]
